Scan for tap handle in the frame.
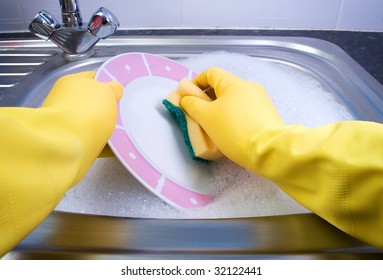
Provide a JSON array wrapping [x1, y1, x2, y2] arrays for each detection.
[[29, 10, 60, 40], [88, 7, 120, 39]]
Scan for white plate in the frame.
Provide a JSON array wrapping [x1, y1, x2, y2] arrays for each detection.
[[95, 53, 215, 209]]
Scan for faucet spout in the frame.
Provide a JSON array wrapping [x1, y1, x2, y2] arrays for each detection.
[[59, 0, 82, 28], [29, 0, 119, 60]]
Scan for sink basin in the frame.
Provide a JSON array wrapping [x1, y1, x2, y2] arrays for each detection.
[[1, 33, 383, 259]]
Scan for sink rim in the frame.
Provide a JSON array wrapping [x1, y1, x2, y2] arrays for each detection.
[[1, 35, 383, 120]]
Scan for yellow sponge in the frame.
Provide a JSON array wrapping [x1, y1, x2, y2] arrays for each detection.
[[163, 78, 223, 162]]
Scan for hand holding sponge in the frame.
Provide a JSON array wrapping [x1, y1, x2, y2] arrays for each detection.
[[163, 78, 223, 161], [177, 67, 383, 250]]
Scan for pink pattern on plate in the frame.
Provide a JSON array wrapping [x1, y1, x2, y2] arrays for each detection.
[[96, 70, 112, 83], [105, 53, 149, 87], [144, 53, 190, 81], [98, 52, 214, 209], [162, 179, 214, 208], [110, 128, 161, 189], [115, 106, 123, 126], [110, 126, 214, 209]]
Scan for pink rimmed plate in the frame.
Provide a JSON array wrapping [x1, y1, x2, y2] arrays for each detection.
[[95, 52, 214, 209]]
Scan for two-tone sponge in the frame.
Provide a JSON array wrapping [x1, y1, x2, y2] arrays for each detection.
[[162, 78, 223, 162]]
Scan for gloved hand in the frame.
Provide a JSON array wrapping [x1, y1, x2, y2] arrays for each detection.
[[0, 72, 123, 256], [181, 67, 284, 167], [181, 67, 383, 250]]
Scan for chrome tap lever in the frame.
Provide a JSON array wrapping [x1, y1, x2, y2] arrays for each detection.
[[29, 10, 60, 40], [29, 0, 119, 60], [88, 7, 119, 39]]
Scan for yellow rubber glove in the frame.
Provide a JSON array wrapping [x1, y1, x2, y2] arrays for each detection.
[[181, 67, 383, 250], [0, 72, 123, 256]]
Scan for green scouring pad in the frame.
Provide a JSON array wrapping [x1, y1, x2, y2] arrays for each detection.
[[162, 78, 223, 162], [162, 98, 206, 163]]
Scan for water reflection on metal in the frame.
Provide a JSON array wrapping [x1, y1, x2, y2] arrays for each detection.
[[5, 211, 382, 259]]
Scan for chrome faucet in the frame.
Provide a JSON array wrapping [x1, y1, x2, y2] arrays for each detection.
[[29, 0, 119, 60]]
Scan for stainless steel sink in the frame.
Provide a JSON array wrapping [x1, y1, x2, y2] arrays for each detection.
[[1, 34, 383, 259]]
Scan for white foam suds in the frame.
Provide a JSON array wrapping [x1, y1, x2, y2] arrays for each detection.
[[55, 51, 354, 218]]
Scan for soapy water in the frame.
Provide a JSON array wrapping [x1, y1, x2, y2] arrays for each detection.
[[55, 51, 354, 218]]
